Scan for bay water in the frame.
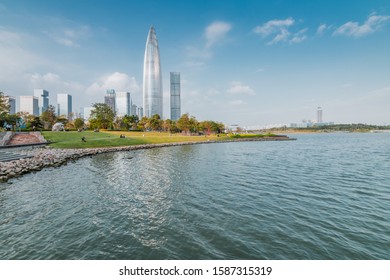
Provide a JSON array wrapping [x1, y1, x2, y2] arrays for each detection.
[[1, 133, 389, 259]]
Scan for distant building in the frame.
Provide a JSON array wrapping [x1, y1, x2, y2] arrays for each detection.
[[57, 93, 72, 119], [33, 89, 49, 115], [131, 104, 137, 117], [137, 107, 143, 119], [143, 26, 163, 118], [317, 107, 323, 123], [2, 96, 16, 114], [105, 89, 116, 113], [83, 107, 94, 121], [170, 72, 181, 121], [19, 96, 39, 116], [115, 91, 131, 116]]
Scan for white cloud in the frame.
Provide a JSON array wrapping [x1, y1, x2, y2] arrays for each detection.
[[254, 17, 307, 45], [316, 24, 328, 36], [333, 14, 390, 37], [0, 28, 45, 85], [85, 72, 141, 97], [289, 28, 308, 44], [253, 18, 295, 37], [29, 72, 84, 98], [268, 28, 290, 45], [227, 81, 255, 96], [205, 21, 232, 48]]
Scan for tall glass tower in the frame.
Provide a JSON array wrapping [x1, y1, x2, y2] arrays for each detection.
[[33, 89, 49, 115], [57, 93, 73, 120], [143, 26, 163, 118], [170, 72, 181, 121]]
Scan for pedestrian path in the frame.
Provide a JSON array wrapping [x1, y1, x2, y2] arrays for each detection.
[[0, 151, 32, 162]]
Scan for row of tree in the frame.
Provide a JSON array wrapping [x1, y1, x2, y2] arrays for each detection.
[[1, 95, 225, 134], [88, 103, 225, 134]]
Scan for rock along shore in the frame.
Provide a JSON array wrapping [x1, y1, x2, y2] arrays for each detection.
[[0, 136, 295, 183]]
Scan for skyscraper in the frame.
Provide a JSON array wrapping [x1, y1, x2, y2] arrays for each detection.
[[170, 72, 181, 121], [116, 91, 131, 116], [33, 89, 49, 115], [57, 93, 72, 119], [143, 26, 163, 118], [317, 107, 323, 123], [20, 96, 39, 116], [105, 89, 116, 113]]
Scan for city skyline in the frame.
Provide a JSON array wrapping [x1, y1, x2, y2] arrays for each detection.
[[1, 0, 390, 126]]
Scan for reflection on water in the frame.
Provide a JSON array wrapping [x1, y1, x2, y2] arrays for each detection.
[[1, 133, 390, 259]]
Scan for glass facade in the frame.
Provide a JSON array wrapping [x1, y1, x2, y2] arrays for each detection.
[[19, 96, 39, 116], [143, 26, 163, 118], [115, 91, 131, 116], [170, 72, 181, 121], [57, 93, 72, 120], [33, 89, 49, 115]]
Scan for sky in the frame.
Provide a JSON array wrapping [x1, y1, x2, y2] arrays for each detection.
[[1, 0, 390, 127]]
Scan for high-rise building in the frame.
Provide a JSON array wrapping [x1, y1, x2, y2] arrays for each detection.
[[57, 93, 72, 119], [19, 96, 39, 116], [143, 26, 163, 118], [33, 89, 49, 115], [317, 107, 323, 123], [170, 72, 181, 121], [2, 96, 16, 114], [137, 107, 143, 119], [83, 107, 94, 121], [105, 89, 116, 113], [116, 91, 131, 116], [131, 104, 137, 117]]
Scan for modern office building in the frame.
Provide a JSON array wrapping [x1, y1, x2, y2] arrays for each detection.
[[57, 93, 72, 119], [105, 89, 116, 113], [317, 107, 323, 123], [19, 96, 39, 116], [33, 89, 49, 115], [143, 26, 163, 118], [2, 96, 16, 114], [83, 107, 94, 121], [170, 72, 181, 121], [137, 107, 143, 119], [116, 91, 131, 117], [131, 104, 137, 117]]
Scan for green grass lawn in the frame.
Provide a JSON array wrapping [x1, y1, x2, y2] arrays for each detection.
[[41, 131, 230, 149]]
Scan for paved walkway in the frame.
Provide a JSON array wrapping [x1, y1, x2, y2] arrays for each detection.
[[0, 151, 32, 162]]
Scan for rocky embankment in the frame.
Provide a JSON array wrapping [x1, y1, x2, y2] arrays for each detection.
[[0, 136, 294, 182]]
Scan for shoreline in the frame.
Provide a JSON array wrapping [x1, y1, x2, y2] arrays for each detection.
[[0, 136, 295, 182]]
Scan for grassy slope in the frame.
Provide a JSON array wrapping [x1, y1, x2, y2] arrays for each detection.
[[41, 131, 230, 149]]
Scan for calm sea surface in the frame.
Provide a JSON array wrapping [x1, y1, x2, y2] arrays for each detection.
[[1, 133, 389, 259]]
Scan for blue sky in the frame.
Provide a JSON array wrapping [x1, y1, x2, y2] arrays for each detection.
[[1, 0, 390, 126]]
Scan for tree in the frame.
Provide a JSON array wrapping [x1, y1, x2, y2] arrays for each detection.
[[148, 114, 163, 131], [123, 115, 139, 130], [89, 103, 115, 129], [0, 91, 10, 115], [0, 91, 11, 128], [41, 105, 57, 129], [138, 116, 149, 131], [189, 115, 199, 134], [28, 116, 43, 130], [177, 113, 191, 134], [199, 120, 225, 134], [73, 118, 85, 130]]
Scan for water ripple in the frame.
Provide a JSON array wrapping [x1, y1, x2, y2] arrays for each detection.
[[1, 133, 390, 259]]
